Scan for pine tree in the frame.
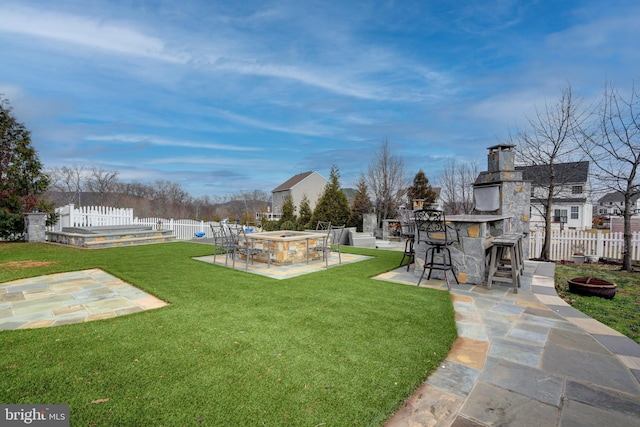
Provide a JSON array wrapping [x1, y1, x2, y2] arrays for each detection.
[[297, 194, 312, 230], [407, 170, 437, 208], [0, 97, 52, 239], [311, 165, 351, 227], [279, 192, 296, 227], [351, 174, 372, 232]]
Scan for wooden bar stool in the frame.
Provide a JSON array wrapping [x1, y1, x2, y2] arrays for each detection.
[[487, 234, 522, 293]]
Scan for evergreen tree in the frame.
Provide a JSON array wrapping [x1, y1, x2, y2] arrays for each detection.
[[351, 174, 372, 232], [297, 194, 312, 230], [0, 97, 53, 239], [279, 192, 296, 227], [407, 169, 437, 208], [311, 165, 351, 227]]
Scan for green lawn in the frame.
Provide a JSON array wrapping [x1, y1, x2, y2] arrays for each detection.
[[555, 263, 640, 344], [0, 242, 457, 426]]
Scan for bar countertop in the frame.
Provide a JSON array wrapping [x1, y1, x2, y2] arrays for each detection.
[[446, 214, 513, 223]]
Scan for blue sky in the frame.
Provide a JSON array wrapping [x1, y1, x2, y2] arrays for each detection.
[[1, 1, 639, 197]]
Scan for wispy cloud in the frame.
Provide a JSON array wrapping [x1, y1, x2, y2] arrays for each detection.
[[86, 134, 263, 152], [0, 5, 187, 63], [2, 1, 639, 197]]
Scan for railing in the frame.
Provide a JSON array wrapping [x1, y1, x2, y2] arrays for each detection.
[[529, 229, 640, 261], [52, 204, 134, 230], [132, 218, 215, 241]]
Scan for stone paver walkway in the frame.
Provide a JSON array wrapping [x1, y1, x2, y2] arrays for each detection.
[[193, 251, 370, 279], [0, 268, 168, 330], [376, 260, 640, 426]]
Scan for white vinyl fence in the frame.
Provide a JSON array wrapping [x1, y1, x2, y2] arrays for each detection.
[[132, 217, 216, 241], [529, 229, 640, 261], [51, 205, 640, 261], [50, 204, 221, 241], [53, 204, 134, 229]]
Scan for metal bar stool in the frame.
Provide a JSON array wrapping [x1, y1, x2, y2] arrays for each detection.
[[398, 209, 415, 270], [414, 209, 459, 290]]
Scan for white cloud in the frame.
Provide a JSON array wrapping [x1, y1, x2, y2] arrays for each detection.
[[0, 5, 186, 63], [86, 134, 262, 152]]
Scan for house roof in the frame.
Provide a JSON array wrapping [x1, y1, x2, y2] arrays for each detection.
[[515, 161, 589, 186], [597, 191, 640, 204], [272, 171, 315, 192]]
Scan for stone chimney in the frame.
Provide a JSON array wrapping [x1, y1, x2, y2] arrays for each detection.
[[475, 144, 522, 184], [473, 144, 531, 257]]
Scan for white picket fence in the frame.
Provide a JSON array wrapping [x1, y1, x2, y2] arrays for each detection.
[[53, 204, 134, 229], [529, 229, 640, 261], [50, 204, 227, 241], [132, 217, 216, 241], [51, 205, 640, 261]]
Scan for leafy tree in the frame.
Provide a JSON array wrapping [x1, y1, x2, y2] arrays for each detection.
[[406, 170, 437, 208], [297, 194, 312, 230], [351, 174, 372, 231], [279, 192, 296, 227], [0, 97, 53, 239], [311, 165, 351, 227]]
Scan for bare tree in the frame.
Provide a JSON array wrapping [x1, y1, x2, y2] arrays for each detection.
[[512, 85, 587, 260], [438, 159, 478, 214], [366, 139, 406, 226], [151, 180, 190, 218], [231, 189, 270, 224], [47, 165, 86, 206], [579, 80, 640, 271], [85, 167, 120, 206], [458, 161, 478, 214]]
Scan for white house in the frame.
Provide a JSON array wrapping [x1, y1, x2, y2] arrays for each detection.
[[516, 161, 593, 230], [596, 191, 640, 216], [268, 171, 328, 221]]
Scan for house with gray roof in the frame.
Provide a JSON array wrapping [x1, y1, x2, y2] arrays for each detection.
[[516, 161, 592, 230], [596, 191, 640, 216], [268, 171, 328, 221]]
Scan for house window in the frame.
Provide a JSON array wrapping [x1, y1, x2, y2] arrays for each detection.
[[553, 209, 568, 223], [572, 185, 583, 194], [571, 206, 579, 220]]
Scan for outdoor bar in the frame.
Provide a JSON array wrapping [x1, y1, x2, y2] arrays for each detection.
[[413, 144, 531, 285]]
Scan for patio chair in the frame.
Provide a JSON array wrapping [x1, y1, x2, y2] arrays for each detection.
[[315, 221, 331, 231], [210, 223, 234, 265], [398, 209, 415, 270], [226, 223, 263, 270], [414, 209, 459, 289], [315, 224, 345, 267]]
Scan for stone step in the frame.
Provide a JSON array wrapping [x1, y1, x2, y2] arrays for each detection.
[[82, 235, 177, 249], [349, 231, 377, 248]]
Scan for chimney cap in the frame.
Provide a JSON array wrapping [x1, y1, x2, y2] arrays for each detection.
[[487, 144, 515, 151]]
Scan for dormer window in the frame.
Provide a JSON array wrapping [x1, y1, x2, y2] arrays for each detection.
[[572, 185, 583, 195]]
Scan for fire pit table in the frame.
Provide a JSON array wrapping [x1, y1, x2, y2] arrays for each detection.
[[243, 230, 328, 267]]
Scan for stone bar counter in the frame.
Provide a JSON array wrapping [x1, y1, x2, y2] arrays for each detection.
[[413, 214, 513, 285]]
